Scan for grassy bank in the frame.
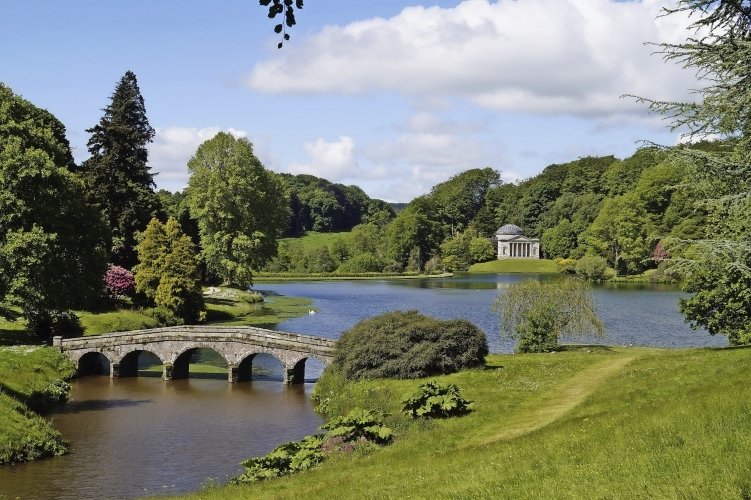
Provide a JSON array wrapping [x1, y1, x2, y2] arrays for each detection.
[[468, 258, 559, 273], [162, 345, 751, 499], [78, 287, 314, 335], [0, 346, 76, 464]]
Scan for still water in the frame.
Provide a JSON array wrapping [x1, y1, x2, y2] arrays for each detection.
[[258, 273, 727, 352], [0, 273, 726, 499]]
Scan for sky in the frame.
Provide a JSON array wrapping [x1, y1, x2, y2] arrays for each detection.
[[2, 0, 700, 202]]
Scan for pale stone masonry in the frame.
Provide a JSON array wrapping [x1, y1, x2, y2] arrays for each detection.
[[53, 325, 335, 384], [496, 224, 540, 259]]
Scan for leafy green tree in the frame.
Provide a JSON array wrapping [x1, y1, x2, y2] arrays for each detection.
[[429, 168, 501, 236], [337, 252, 382, 273], [542, 218, 578, 259], [386, 210, 442, 268], [493, 278, 604, 353], [631, 1, 751, 343], [80, 71, 162, 268], [469, 237, 495, 263], [585, 194, 653, 275], [186, 132, 289, 287], [0, 83, 108, 337], [134, 218, 204, 323], [575, 255, 608, 281]]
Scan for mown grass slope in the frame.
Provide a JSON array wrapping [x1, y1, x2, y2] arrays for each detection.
[[468, 259, 559, 274], [164, 346, 751, 500]]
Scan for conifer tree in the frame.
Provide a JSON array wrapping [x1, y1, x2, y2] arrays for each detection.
[[634, 1, 751, 344], [81, 71, 162, 268], [134, 217, 204, 324]]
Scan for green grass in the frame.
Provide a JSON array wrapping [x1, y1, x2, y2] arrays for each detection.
[[79, 309, 160, 336], [75, 287, 313, 336], [162, 345, 751, 499], [468, 258, 559, 273], [0, 346, 75, 464], [282, 231, 348, 251]]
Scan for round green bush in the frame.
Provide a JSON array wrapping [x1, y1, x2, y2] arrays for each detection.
[[337, 253, 382, 273], [575, 255, 608, 281], [334, 310, 488, 380]]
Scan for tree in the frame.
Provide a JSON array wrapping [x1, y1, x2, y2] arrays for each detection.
[[186, 132, 289, 287], [585, 194, 653, 275], [0, 83, 108, 337], [632, 1, 751, 344], [386, 209, 442, 268], [542, 218, 578, 259], [80, 71, 162, 268], [469, 237, 495, 263], [493, 278, 604, 353], [134, 218, 204, 324]]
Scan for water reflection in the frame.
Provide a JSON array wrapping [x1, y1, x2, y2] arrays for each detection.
[[0, 377, 324, 500], [258, 273, 726, 352]]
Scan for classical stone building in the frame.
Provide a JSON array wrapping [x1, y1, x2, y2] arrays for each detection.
[[496, 224, 540, 259]]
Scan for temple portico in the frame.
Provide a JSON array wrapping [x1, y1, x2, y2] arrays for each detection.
[[496, 224, 540, 259]]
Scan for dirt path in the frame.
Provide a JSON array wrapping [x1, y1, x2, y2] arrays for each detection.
[[481, 354, 638, 445]]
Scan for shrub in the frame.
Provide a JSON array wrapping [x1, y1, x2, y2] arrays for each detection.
[[575, 255, 608, 280], [555, 258, 577, 274], [334, 310, 488, 380], [232, 408, 391, 485], [401, 380, 472, 419], [337, 253, 382, 273], [25, 310, 84, 339], [515, 302, 560, 353], [103, 265, 135, 297], [424, 256, 443, 274]]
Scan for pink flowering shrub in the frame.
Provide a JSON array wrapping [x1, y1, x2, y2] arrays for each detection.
[[104, 265, 136, 297], [653, 241, 671, 263]]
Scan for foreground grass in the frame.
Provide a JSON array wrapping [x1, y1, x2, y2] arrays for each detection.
[[163, 346, 751, 499], [0, 346, 75, 464], [468, 259, 559, 273]]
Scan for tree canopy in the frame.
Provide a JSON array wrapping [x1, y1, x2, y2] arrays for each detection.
[[0, 83, 108, 337], [186, 132, 289, 287], [80, 71, 162, 268]]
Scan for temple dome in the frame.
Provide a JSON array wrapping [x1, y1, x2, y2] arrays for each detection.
[[496, 224, 524, 236]]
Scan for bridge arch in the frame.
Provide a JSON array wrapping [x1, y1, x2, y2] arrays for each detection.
[[54, 326, 335, 384], [172, 346, 231, 380], [286, 355, 328, 384], [77, 351, 112, 377], [116, 349, 166, 378]]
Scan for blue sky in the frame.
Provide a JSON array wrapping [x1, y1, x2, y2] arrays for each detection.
[[2, 0, 697, 201]]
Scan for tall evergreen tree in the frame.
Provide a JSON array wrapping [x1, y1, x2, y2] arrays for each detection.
[[81, 71, 162, 268]]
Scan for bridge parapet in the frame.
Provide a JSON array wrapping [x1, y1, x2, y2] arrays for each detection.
[[54, 325, 336, 384]]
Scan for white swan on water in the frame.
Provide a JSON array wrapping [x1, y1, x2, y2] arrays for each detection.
[[308, 310, 316, 316]]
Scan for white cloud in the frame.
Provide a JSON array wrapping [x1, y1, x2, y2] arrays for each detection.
[[148, 126, 276, 192], [284, 136, 362, 182], [245, 0, 696, 120]]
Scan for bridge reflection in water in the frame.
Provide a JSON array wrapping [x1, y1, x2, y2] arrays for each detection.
[[54, 326, 335, 384]]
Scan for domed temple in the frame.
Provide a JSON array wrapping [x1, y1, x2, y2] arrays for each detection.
[[495, 224, 540, 259]]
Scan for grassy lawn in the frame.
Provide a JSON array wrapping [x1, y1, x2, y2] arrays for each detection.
[[282, 231, 348, 251], [77, 287, 313, 336], [468, 259, 559, 273], [161, 345, 751, 499], [0, 346, 76, 464]]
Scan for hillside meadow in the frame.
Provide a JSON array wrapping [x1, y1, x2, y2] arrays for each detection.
[[158, 345, 751, 500]]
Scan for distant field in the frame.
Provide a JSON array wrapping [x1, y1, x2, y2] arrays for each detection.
[[282, 231, 348, 250], [468, 258, 559, 273]]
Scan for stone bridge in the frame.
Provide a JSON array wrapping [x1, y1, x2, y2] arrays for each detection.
[[53, 325, 336, 384]]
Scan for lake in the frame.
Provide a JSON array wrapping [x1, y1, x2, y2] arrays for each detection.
[[0, 273, 726, 499]]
